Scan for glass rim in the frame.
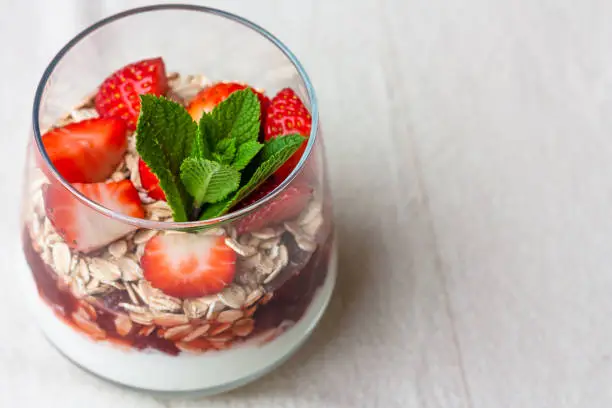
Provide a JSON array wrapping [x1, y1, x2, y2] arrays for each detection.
[[32, 4, 319, 230]]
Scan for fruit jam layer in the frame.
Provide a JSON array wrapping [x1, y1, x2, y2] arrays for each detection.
[[23, 228, 332, 356]]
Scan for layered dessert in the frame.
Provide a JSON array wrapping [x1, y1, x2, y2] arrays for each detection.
[[22, 57, 335, 391]]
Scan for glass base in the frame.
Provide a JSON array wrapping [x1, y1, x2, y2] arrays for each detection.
[[20, 241, 337, 395]]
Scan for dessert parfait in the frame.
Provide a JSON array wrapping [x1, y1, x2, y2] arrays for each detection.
[[22, 52, 335, 393]]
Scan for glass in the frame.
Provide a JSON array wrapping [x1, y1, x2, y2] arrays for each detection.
[[20, 5, 335, 395]]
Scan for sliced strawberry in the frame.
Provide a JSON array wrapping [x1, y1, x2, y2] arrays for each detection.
[[95, 57, 168, 130], [141, 234, 236, 298], [187, 82, 270, 122], [44, 180, 145, 253], [233, 178, 312, 234], [264, 88, 312, 181], [138, 158, 165, 201], [41, 118, 127, 183]]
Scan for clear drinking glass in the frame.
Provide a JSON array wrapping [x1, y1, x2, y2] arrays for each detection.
[[20, 5, 335, 395]]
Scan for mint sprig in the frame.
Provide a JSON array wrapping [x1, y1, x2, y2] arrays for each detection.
[[198, 134, 306, 220], [136, 95, 196, 222], [136, 89, 306, 222]]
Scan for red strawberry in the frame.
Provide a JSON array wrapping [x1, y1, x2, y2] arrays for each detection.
[[41, 118, 127, 183], [44, 180, 145, 252], [141, 234, 236, 298], [264, 88, 312, 181], [233, 178, 312, 234], [95, 57, 168, 130], [187, 82, 270, 122], [138, 158, 165, 201]]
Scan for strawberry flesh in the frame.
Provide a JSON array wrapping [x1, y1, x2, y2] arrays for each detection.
[[95, 57, 168, 130], [264, 88, 312, 181], [138, 158, 166, 201], [44, 180, 145, 253], [187, 82, 270, 123], [41, 118, 127, 183], [141, 234, 236, 298], [234, 178, 312, 234]]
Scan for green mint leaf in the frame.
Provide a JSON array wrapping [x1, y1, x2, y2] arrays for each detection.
[[261, 134, 306, 161], [136, 95, 196, 221], [213, 138, 236, 165], [198, 200, 229, 221], [192, 113, 219, 159], [232, 140, 263, 170], [211, 89, 260, 146], [198, 134, 305, 220], [180, 158, 240, 206]]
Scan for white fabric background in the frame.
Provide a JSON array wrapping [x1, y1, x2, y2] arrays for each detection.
[[1, 0, 612, 407]]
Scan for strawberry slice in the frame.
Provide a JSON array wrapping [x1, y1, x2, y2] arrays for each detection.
[[95, 57, 168, 130], [233, 177, 312, 234], [41, 118, 127, 183], [44, 180, 145, 253], [141, 234, 236, 298], [138, 158, 165, 201], [187, 82, 270, 122], [264, 88, 312, 181]]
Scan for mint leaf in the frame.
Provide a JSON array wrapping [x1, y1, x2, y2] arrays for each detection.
[[136, 95, 196, 221], [232, 140, 263, 170], [212, 138, 236, 165], [198, 134, 306, 220], [180, 158, 240, 207], [192, 113, 219, 159], [198, 200, 229, 220], [261, 134, 306, 161], [211, 89, 260, 146]]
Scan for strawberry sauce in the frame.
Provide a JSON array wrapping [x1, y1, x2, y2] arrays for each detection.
[[22, 229, 332, 356]]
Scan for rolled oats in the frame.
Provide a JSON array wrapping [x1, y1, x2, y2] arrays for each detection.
[[206, 301, 225, 320], [263, 260, 284, 284], [115, 314, 133, 336], [239, 252, 262, 270], [232, 318, 255, 337], [133, 229, 158, 245], [153, 313, 189, 327], [111, 171, 127, 182], [295, 235, 317, 252], [224, 237, 257, 257], [244, 287, 264, 307], [120, 303, 148, 314], [89, 258, 122, 281], [183, 298, 209, 320], [298, 199, 322, 225], [259, 236, 281, 250], [278, 244, 289, 267], [75, 260, 90, 283], [51, 243, 71, 275], [163, 324, 192, 340], [251, 228, 279, 240], [302, 213, 323, 237], [209, 323, 232, 336], [216, 309, 244, 324], [129, 311, 154, 325], [70, 108, 99, 122], [116, 257, 142, 281], [218, 285, 246, 309], [124, 282, 140, 305], [70, 277, 87, 298], [108, 240, 128, 258], [148, 295, 182, 313], [181, 324, 210, 342], [72, 311, 105, 339]]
